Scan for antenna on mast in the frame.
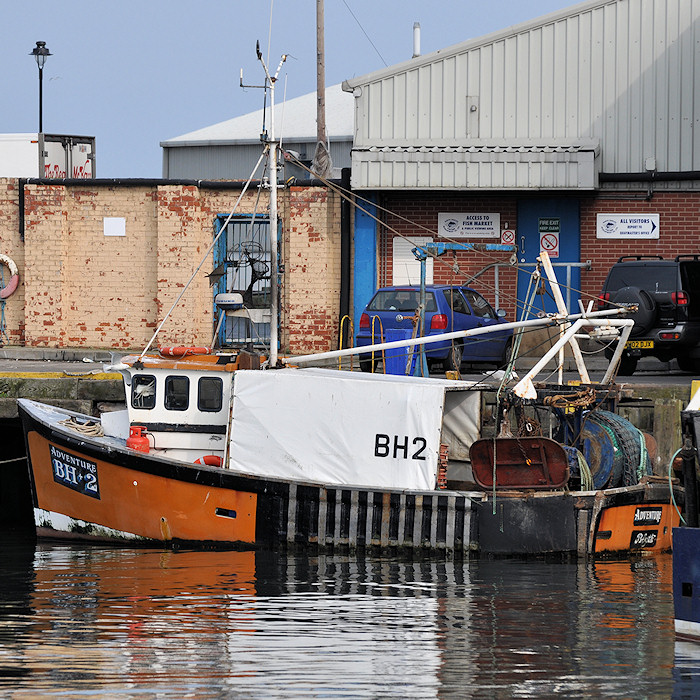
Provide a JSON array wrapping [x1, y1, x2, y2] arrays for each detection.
[[239, 43, 287, 367]]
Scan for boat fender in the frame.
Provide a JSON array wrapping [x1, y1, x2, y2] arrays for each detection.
[[193, 454, 224, 468], [0, 254, 19, 299], [159, 346, 211, 357]]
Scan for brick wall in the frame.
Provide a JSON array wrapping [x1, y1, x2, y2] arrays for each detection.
[[0, 180, 25, 344], [580, 191, 700, 302], [382, 192, 520, 319], [282, 186, 342, 354], [380, 190, 700, 323], [3, 176, 693, 354], [0, 178, 341, 352]]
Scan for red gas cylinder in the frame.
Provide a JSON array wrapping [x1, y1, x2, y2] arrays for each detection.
[[126, 425, 150, 453]]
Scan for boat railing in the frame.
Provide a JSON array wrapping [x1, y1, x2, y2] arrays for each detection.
[[285, 306, 633, 382]]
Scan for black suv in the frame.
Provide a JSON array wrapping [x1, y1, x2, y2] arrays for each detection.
[[598, 255, 700, 374]]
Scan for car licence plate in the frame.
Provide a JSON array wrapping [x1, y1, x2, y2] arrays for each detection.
[[625, 339, 654, 349]]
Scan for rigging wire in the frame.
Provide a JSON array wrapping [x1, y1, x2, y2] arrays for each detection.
[[267, 0, 274, 68], [138, 149, 269, 360], [341, 0, 388, 67], [282, 149, 622, 318], [282, 149, 541, 318], [281, 149, 534, 307]]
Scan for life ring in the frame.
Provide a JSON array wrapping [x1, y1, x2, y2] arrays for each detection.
[[0, 254, 19, 299], [193, 454, 224, 468], [159, 346, 211, 357]]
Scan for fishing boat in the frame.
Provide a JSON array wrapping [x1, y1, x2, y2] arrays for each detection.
[[15, 48, 686, 557], [17, 299, 685, 555]]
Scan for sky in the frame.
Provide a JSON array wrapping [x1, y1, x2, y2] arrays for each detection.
[[2, 0, 580, 178]]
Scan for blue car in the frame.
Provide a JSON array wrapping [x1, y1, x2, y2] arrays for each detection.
[[356, 285, 513, 372]]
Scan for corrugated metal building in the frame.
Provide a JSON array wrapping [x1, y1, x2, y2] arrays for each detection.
[[161, 84, 354, 180], [343, 0, 698, 189], [341, 0, 700, 331]]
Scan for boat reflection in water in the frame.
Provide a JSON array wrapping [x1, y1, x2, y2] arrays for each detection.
[[1, 542, 698, 697]]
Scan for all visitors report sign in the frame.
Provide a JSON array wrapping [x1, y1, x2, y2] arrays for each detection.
[[596, 214, 659, 239]]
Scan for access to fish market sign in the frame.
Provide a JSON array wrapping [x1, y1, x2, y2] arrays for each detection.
[[438, 213, 500, 238], [596, 213, 659, 239]]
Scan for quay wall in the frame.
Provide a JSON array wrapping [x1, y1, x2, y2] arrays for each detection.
[[0, 179, 342, 355]]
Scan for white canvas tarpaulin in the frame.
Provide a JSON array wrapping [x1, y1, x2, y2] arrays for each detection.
[[228, 368, 451, 490], [440, 391, 481, 462]]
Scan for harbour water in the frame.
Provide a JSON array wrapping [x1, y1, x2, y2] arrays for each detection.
[[1, 541, 699, 698]]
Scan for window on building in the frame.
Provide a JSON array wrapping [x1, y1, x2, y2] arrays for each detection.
[[198, 377, 223, 412], [165, 376, 189, 411], [131, 375, 156, 409]]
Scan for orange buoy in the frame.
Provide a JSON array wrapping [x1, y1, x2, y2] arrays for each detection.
[[193, 454, 224, 468], [126, 425, 150, 453], [159, 346, 211, 358]]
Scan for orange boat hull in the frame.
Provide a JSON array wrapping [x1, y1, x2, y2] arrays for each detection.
[[26, 430, 257, 545], [19, 401, 683, 557], [593, 501, 679, 555]]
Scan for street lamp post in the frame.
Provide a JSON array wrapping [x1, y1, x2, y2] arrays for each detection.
[[30, 41, 51, 133]]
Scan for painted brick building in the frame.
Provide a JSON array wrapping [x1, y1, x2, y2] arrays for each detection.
[[0, 178, 342, 354]]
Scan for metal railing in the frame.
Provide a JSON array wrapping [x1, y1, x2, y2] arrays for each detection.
[[488, 260, 592, 310]]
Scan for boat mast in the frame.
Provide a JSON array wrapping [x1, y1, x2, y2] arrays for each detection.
[[255, 44, 287, 366]]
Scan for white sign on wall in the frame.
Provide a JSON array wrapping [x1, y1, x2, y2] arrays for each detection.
[[104, 217, 126, 237], [597, 214, 659, 239], [438, 213, 500, 238], [501, 229, 516, 245]]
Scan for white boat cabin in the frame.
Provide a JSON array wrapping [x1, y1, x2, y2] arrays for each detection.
[[105, 352, 486, 491], [116, 351, 246, 461]]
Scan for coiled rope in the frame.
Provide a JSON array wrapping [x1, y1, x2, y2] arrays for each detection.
[[59, 417, 104, 437], [543, 387, 596, 409]]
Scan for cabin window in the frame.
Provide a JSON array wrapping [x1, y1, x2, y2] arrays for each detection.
[[165, 376, 190, 411], [198, 377, 223, 412], [131, 375, 156, 409]]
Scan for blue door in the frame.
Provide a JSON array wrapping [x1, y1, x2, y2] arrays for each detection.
[[516, 199, 581, 318]]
